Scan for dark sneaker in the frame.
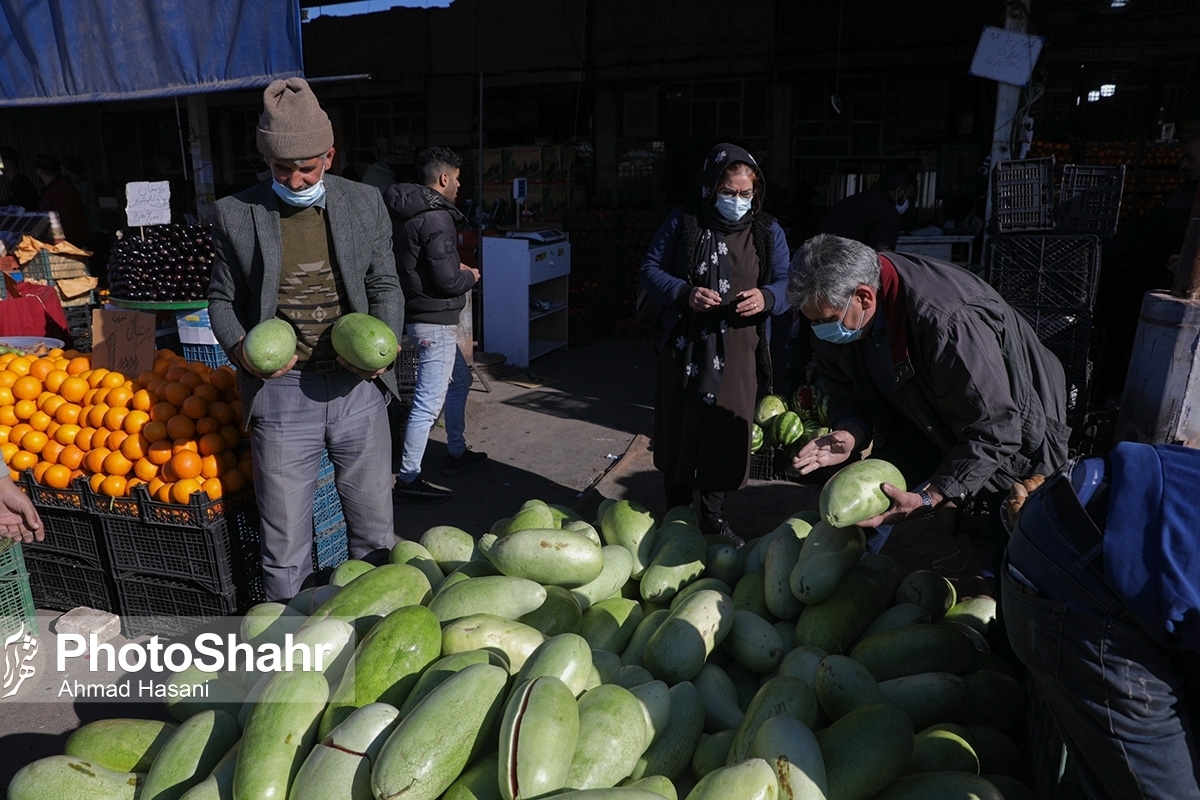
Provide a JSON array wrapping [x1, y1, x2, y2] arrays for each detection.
[[393, 477, 451, 504], [702, 517, 745, 548], [442, 448, 488, 477]]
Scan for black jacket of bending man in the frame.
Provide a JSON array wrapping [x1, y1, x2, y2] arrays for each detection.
[[385, 183, 475, 325]]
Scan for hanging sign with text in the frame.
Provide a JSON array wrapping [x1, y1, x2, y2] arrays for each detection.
[[968, 26, 1045, 87]]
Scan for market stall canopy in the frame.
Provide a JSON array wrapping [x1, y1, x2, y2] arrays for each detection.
[[0, 0, 303, 106]]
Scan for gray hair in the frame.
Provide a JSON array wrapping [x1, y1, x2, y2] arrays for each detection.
[[787, 234, 881, 311]]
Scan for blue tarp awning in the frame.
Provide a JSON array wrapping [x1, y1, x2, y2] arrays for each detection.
[[0, 0, 304, 106]]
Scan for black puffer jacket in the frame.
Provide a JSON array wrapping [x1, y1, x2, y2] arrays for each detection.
[[384, 182, 475, 325]]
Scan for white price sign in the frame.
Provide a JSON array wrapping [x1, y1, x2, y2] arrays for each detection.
[[125, 181, 172, 227], [968, 26, 1045, 88]]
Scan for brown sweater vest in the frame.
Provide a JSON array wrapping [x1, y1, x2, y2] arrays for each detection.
[[276, 204, 348, 367]]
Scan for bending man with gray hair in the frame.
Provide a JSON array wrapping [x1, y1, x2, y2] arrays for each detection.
[[787, 234, 1068, 533]]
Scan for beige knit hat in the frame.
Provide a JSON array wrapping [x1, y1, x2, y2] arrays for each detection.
[[256, 77, 334, 160]]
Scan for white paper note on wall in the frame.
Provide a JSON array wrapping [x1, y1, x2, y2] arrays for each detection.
[[125, 181, 172, 227], [968, 26, 1045, 87]]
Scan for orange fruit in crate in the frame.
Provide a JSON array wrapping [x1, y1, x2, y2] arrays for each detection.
[[20, 430, 48, 456], [106, 386, 133, 409], [54, 423, 80, 446], [147, 440, 173, 466], [147, 476, 166, 495], [197, 432, 226, 456], [103, 406, 129, 432], [201, 478, 223, 501], [178, 371, 204, 391], [9, 450, 37, 473], [89, 473, 106, 493], [192, 383, 220, 404], [13, 400, 36, 421], [0, 386, 11, 407], [207, 402, 234, 426], [0, 370, 17, 388], [0, 426, 9, 445], [172, 479, 202, 504], [99, 474, 127, 498], [134, 458, 158, 482], [220, 468, 246, 494], [90, 387, 111, 405], [0, 407, 17, 427], [43, 369, 69, 393], [121, 433, 150, 462], [58, 376, 88, 403], [66, 357, 90, 376], [100, 372, 126, 390], [221, 449, 238, 471], [0, 441, 18, 465], [163, 382, 190, 407], [172, 439, 198, 455], [199, 454, 222, 479], [85, 368, 109, 388], [194, 416, 220, 436], [8, 423, 32, 444], [106, 430, 127, 452], [170, 450, 203, 480], [164, 366, 188, 383], [39, 394, 65, 416], [32, 461, 51, 484], [122, 410, 150, 435], [142, 421, 168, 443], [28, 359, 55, 381], [27, 411, 51, 432], [180, 395, 208, 420], [84, 447, 111, 474], [12, 375, 41, 402], [58, 444, 84, 471], [54, 402, 82, 425], [209, 366, 236, 393], [7, 357, 31, 376], [166, 415, 196, 441], [102, 450, 133, 477], [220, 426, 241, 450], [43, 464, 72, 490], [41, 441, 64, 465], [155, 481, 175, 503], [86, 404, 109, 428], [150, 402, 177, 423], [74, 427, 97, 451], [131, 389, 156, 411]]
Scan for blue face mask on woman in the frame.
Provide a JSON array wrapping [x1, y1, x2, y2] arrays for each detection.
[[714, 193, 753, 222], [272, 166, 327, 207], [811, 294, 866, 344]]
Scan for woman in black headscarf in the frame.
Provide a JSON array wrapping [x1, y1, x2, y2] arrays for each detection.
[[639, 143, 791, 545]]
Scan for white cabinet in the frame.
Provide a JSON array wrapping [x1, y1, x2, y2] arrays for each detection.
[[482, 235, 570, 367]]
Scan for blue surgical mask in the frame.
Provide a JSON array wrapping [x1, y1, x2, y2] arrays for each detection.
[[715, 193, 753, 222], [272, 167, 327, 207], [895, 198, 910, 215], [812, 294, 866, 344]]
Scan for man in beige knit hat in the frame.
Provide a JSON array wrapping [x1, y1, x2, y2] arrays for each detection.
[[208, 77, 404, 601]]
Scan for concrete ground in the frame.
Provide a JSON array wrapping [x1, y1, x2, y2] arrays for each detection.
[[0, 335, 988, 788]]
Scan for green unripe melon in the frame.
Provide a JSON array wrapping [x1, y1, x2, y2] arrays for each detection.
[[242, 319, 297, 374], [331, 312, 398, 372]]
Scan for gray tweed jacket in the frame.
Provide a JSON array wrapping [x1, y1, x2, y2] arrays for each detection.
[[206, 174, 404, 417]]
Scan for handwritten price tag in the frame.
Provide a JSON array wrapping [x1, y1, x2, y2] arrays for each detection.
[[125, 181, 172, 227], [91, 308, 156, 376], [968, 26, 1045, 87]]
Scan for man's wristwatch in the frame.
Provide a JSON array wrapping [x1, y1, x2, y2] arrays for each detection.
[[916, 489, 935, 520]]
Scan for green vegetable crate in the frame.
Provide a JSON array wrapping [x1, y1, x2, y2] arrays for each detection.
[[0, 540, 37, 639]]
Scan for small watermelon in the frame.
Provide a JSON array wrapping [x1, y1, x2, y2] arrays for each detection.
[[755, 395, 788, 427], [751, 424, 764, 453], [819, 458, 906, 527], [331, 313, 399, 372], [242, 319, 297, 374], [773, 410, 804, 447]]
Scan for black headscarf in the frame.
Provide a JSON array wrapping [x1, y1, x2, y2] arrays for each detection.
[[675, 143, 765, 404]]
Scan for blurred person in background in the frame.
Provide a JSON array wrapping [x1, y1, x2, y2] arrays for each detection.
[[638, 142, 790, 546], [353, 150, 397, 196], [0, 147, 40, 211], [33, 154, 88, 245]]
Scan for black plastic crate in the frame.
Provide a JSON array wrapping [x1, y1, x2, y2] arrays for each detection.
[[986, 235, 1102, 311], [18, 473, 106, 567], [1057, 164, 1125, 237], [116, 573, 242, 637], [993, 157, 1055, 233], [1014, 306, 1093, 379], [749, 447, 784, 481], [24, 550, 118, 612], [86, 481, 256, 530], [99, 505, 260, 594]]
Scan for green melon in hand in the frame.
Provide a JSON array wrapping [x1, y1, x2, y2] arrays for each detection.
[[331, 313, 398, 372], [819, 458, 906, 527], [242, 319, 297, 374]]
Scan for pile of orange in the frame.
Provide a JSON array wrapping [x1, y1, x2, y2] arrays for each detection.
[[0, 348, 251, 503]]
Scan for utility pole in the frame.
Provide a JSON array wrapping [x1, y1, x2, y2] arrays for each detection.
[[1113, 181, 1200, 446]]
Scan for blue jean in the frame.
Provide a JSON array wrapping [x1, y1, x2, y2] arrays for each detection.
[[250, 369, 396, 600], [397, 322, 472, 482], [1003, 474, 1200, 800]]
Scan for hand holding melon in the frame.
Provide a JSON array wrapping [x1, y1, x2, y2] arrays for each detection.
[[331, 313, 399, 380]]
